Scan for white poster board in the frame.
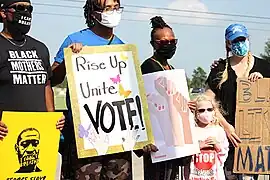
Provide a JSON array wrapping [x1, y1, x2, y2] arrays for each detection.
[[65, 44, 153, 158], [143, 69, 200, 163]]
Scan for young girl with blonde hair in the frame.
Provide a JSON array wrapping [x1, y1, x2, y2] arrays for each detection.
[[186, 94, 229, 180]]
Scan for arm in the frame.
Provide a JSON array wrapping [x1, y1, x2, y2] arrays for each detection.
[[45, 80, 55, 112], [51, 61, 66, 87], [50, 36, 74, 87]]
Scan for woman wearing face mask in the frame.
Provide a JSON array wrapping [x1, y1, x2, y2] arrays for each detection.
[[205, 24, 270, 180], [141, 16, 176, 73], [186, 94, 229, 180], [135, 16, 192, 180], [50, 0, 131, 179], [0, 0, 65, 178]]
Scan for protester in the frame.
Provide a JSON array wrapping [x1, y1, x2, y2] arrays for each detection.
[[185, 94, 229, 180], [137, 16, 192, 180], [50, 0, 131, 179], [0, 0, 65, 178], [205, 23, 270, 180]]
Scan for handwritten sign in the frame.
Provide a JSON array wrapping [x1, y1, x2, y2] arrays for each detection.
[[143, 70, 200, 163], [234, 78, 270, 174], [64, 44, 154, 158], [0, 112, 61, 180]]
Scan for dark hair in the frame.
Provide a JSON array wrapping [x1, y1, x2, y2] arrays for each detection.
[[150, 16, 171, 41], [83, 0, 120, 28]]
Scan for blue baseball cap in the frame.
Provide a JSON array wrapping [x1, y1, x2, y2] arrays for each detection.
[[225, 24, 249, 41]]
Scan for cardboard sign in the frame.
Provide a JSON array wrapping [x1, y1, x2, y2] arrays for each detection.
[[64, 44, 154, 158], [143, 70, 200, 163], [234, 78, 270, 174], [0, 112, 61, 180]]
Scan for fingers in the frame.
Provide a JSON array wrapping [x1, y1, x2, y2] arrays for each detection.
[[56, 116, 65, 131], [248, 72, 263, 82], [68, 43, 83, 53], [232, 133, 242, 143], [188, 101, 196, 112], [0, 123, 8, 139], [143, 144, 158, 153]]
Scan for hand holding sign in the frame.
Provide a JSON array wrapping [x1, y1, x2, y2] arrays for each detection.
[[122, 126, 140, 151]]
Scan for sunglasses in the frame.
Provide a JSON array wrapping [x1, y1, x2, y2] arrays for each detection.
[[153, 39, 178, 46], [7, 4, 33, 13], [197, 108, 214, 113], [20, 140, 39, 148]]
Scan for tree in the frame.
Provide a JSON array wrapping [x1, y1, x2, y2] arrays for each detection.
[[260, 39, 270, 63], [190, 67, 207, 89]]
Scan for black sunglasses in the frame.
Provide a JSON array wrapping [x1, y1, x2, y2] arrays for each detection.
[[7, 4, 33, 13], [153, 39, 178, 46], [20, 140, 39, 148], [197, 108, 214, 113]]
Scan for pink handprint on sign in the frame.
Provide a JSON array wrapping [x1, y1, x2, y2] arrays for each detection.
[[147, 93, 178, 146], [173, 92, 193, 144]]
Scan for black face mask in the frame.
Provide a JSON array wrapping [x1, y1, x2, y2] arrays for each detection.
[[6, 11, 32, 40], [156, 43, 177, 60]]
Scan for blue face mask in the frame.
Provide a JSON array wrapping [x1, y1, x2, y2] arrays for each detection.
[[231, 40, 249, 57]]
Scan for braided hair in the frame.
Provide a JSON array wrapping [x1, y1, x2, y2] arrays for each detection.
[[150, 16, 171, 41], [83, 0, 120, 28]]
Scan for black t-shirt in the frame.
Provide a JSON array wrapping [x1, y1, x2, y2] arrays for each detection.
[[0, 35, 52, 116], [138, 58, 191, 167], [206, 56, 270, 127], [141, 58, 174, 74]]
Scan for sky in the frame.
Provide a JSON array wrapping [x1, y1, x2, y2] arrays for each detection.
[[2, 0, 270, 77]]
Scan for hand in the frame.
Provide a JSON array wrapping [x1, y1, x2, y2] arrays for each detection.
[[210, 58, 223, 69], [68, 43, 83, 53], [206, 137, 218, 145], [188, 101, 196, 113], [223, 124, 241, 147], [89, 131, 109, 156], [248, 72, 263, 82], [0, 121, 8, 140], [143, 144, 158, 153], [154, 76, 176, 101], [122, 128, 140, 151], [146, 93, 166, 113], [213, 143, 222, 152], [56, 115, 65, 131], [199, 140, 213, 149]]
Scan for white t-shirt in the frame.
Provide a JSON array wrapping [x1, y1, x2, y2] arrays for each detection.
[[189, 125, 229, 180]]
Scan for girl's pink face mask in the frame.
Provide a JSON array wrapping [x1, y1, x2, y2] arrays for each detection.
[[196, 101, 214, 125]]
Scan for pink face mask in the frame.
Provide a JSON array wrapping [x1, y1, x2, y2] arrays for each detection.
[[197, 108, 214, 124]]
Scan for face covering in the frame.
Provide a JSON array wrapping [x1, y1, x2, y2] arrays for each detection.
[[197, 111, 214, 125], [6, 11, 32, 40], [96, 10, 122, 28], [156, 44, 177, 60], [231, 39, 249, 57]]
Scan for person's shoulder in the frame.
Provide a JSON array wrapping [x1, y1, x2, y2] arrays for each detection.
[[67, 28, 90, 40], [26, 35, 48, 50], [254, 56, 270, 66], [114, 35, 124, 44]]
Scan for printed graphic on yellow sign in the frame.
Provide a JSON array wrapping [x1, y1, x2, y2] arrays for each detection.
[[0, 111, 62, 180]]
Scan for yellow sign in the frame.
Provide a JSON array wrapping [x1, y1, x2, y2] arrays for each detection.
[[0, 112, 62, 180]]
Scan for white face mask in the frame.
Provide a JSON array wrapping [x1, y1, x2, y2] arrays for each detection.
[[197, 109, 214, 125], [96, 10, 122, 28]]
